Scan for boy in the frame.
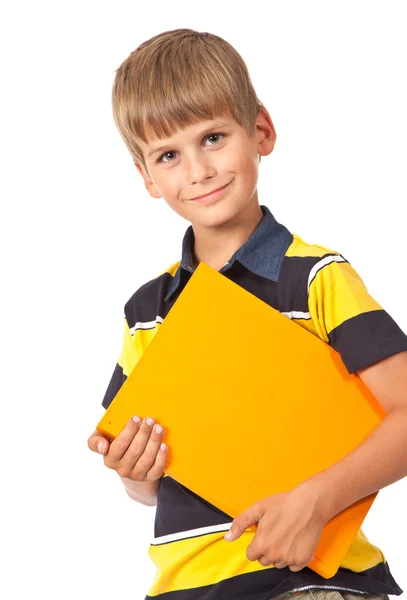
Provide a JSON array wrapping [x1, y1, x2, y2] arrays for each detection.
[[87, 29, 407, 600]]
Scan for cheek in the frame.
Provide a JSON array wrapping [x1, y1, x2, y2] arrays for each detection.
[[152, 172, 179, 198], [225, 139, 258, 176], [234, 151, 259, 186]]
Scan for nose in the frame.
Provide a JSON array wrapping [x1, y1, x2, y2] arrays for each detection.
[[184, 151, 216, 185]]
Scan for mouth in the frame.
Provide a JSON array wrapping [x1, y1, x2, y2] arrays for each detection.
[[187, 180, 232, 203]]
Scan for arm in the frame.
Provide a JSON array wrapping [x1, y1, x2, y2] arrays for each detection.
[[92, 313, 164, 506], [304, 349, 407, 521], [119, 475, 161, 506], [303, 257, 407, 516]]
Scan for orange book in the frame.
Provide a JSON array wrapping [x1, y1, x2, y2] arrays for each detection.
[[97, 262, 385, 578]]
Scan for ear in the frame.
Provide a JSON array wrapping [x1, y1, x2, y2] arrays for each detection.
[[134, 162, 162, 199], [255, 106, 277, 158]]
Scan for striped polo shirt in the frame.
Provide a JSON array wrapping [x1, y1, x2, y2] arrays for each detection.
[[102, 204, 407, 600]]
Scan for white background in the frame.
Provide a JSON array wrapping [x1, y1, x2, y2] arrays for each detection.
[[2, 1, 407, 599]]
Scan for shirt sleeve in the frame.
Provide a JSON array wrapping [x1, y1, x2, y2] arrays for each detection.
[[307, 258, 407, 373], [101, 315, 140, 409]]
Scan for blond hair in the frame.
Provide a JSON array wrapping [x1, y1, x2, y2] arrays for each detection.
[[112, 29, 263, 170]]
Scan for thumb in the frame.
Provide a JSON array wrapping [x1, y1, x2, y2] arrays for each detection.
[[87, 430, 110, 455], [224, 506, 260, 542]]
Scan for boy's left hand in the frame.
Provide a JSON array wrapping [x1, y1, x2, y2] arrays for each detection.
[[224, 482, 327, 572]]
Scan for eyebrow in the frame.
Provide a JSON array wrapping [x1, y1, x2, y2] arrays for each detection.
[[146, 122, 231, 159]]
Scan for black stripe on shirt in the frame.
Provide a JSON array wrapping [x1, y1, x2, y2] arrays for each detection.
[[329, 309, 407, 373], [155, 476, 231, 537], [144, 561, 402, 600], [102, 363, 127, 409]]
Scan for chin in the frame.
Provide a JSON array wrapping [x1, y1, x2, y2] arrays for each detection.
[[190, 203, 246, 229]]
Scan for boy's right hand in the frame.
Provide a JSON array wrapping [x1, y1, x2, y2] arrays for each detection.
[[87, 416, 168, 483]]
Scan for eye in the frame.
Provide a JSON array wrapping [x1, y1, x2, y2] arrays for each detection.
[[157, 151, 178, 164], [205, 133, 225, 146]]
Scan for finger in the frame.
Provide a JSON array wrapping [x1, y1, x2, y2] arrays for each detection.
[[87, 430, 111, 455], [258, 555, 276, 567], [289, 563, 307, 572], [245, 539, 263, 562], [272, 560, 289, 569], [109, 416, 157, 475], [225, 505, 260, 541], [129, 422, 166, 479], [288, 553, 314, 572], [107, 416, 144, 462], [144, 440, 169, 481]]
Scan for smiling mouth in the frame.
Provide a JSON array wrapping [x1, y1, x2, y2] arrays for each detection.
[[188, 181, 232, 202]]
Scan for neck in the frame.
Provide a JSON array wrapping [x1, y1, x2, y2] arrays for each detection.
[[191, 196, 263, 271]]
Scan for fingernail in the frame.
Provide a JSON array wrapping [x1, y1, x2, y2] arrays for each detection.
[[224, 531, 232, 540], [155, 425, 163, 434], [97, 441, 104, 454], [146, 417, 154, 426], [160, 443, 167, 451], [132, 416, 141, 423]]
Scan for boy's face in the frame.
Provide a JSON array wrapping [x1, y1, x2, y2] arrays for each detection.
[[135, 107, 276, 230]]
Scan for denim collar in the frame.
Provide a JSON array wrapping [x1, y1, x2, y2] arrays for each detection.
[[164, 205, 293, 302]]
